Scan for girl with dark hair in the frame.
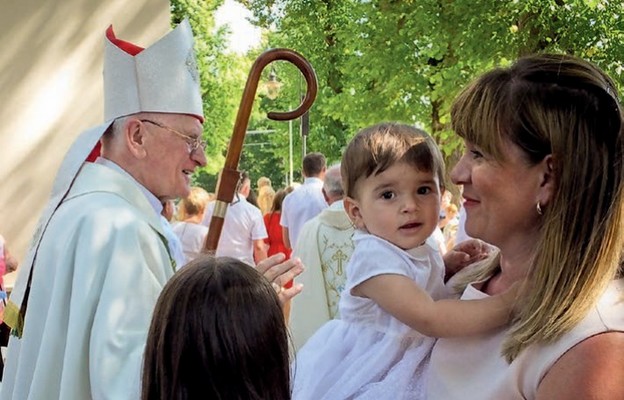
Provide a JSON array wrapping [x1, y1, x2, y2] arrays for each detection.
[[264, 188, 293, 260], [264, 187, 295, 321], [142, 256, 291, 400]]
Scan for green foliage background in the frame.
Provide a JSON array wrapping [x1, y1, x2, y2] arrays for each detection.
[[172, 0, 624, 194]]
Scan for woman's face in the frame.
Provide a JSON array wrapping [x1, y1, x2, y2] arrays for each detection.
[[450, 139, 544, 249]]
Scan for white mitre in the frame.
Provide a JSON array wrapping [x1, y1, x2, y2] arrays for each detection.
[[104, 19, 203, 121], [5, 19, 203, 334]]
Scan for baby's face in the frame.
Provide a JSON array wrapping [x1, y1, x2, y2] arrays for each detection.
[[346, 161, 441, 250]]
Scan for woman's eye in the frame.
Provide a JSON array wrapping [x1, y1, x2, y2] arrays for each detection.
[[470, 150, 484, 159], [381, 191, 395, 200]]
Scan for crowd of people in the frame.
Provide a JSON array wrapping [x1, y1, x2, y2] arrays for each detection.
[[0, 18, 622, 400]]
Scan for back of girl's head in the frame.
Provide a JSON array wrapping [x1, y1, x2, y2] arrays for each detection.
[[452, 53, 624, 360], [257, 176, 271, 189], [341, 122, 445, 199], [179, 186, 211, 219], [141, 256, 290, 400], [257, 185, 276, 215]]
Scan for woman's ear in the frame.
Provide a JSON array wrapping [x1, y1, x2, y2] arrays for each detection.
[[344, 197, 365, 230], [125, 118, 148, 159], [538, 154, 555, 207]]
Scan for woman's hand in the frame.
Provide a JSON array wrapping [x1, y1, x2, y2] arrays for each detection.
[[256, 253, 304, 305]]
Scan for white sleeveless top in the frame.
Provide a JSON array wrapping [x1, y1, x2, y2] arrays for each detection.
[[427, 278, 624, 399]]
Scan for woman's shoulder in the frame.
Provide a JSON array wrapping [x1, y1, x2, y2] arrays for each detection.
[[538, 279, 624, 397], [536, 331, 624, 399], [513, 278, 624, 398], [188, 222, 209, 234]]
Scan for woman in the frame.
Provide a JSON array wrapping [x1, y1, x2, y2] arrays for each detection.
[[264, 187, 295, 321], [264, 188, 293, 260], [142, 256, 291, 400], [172, 187, 212, 265], [257, 176, 276, 216], [427, 54, 624, 398]]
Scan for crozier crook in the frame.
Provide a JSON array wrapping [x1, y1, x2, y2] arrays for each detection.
[[203, 48, 318, 253]]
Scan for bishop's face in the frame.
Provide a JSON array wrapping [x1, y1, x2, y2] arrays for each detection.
[[139, 114, 207, 200]]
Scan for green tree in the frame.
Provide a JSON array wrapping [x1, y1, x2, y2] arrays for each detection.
[[171, 1, 299, 193], [246, 0, 624, 161], [245, 1, 355, 165], [171, 0, 258, 192], [179, 0, 623, 193]]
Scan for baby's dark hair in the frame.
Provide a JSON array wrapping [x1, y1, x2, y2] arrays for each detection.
[[341, 122, 446, 199]]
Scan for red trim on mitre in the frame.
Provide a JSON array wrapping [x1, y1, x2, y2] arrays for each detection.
[[106, 25, 144, 55]]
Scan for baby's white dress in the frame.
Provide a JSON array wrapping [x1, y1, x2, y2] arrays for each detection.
[[292, 231, 448, 399]]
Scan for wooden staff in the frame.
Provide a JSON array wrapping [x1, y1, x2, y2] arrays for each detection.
[[203, 48, 318, 254]]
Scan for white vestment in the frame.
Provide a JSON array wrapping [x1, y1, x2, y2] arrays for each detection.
[[290, 201, 354, 350], [0, 163, 174, 400]]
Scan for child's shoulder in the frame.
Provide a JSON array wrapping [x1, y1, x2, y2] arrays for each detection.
[[348, 231, 442, 282], [349, 232, 415, 277], [352, 231, 402, 256], [353, 231, 437, 260]]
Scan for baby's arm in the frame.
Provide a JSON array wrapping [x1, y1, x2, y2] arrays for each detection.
[[352, 274, 516, 337]]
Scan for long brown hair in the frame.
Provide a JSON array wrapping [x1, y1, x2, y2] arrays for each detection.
[[141, 256, 291, 399], [270, 188, 289, 215], [452, 53, 624, 361]]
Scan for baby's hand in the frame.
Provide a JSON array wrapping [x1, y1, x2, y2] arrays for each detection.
[[443, 238, 495, 279]]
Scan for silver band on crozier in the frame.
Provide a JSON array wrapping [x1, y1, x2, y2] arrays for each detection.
[[213, 200, 228, 218]]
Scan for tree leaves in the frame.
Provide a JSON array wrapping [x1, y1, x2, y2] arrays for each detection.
[[247, 0, 623, 161], [171, 0, 624, 192]]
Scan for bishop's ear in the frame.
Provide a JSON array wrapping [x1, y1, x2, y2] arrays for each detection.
[[343, 197, 365, 230], [125, 118, 148, 159]]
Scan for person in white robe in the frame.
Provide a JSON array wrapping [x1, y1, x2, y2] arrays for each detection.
[[290, 164, 355, 350], [0, 20, 207, 400], [172, 186, 211, 265], [1, 19, 305, 400]]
